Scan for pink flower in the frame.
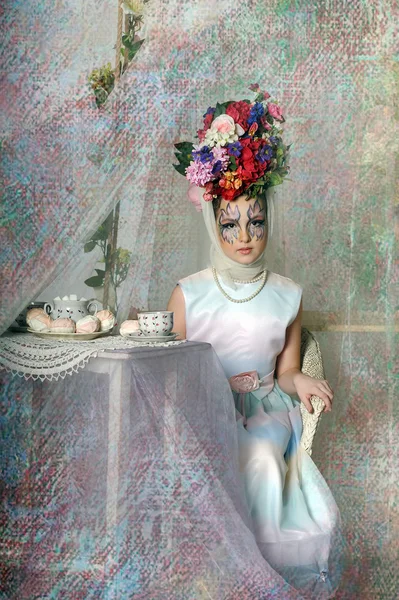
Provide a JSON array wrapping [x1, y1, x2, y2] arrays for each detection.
[[203, 193, 213, 201], [211, 114, 236, 135], [249, 84, 270, 100], [185, 160, 213, 186], [248, 122, 258, 136], [211, 146, 229, 169], [261, 116, 272, 130], [187, 184, 204, 212], [267, 103, 284, 122], [229, 371, 260, 393]]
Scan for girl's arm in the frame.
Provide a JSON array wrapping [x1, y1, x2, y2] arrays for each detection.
[[275, 299, 333, 413], [167, 285, 186, 340]]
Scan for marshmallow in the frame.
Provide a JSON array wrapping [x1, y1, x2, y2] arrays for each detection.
[[76, 315, 101, 334], [26, 308, 52, 332], [120, 320, 140, 336], [50, 318, 76, 333], [96, 309, 116, 331]]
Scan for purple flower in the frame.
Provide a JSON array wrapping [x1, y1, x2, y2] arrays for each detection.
[[192, 145, 213, 164], [203, 106, 216, 118], [247, 102, 265, 126], [227, 141, 242, 157], [269, 136, 279, 144], [211, 146, 230, 169], [256, 145, 273, 163], [211, 160, 223, 175]]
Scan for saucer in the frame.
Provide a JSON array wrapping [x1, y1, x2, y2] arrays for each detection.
[[27, 329, 112, 341], [125, 332, 179, 342]]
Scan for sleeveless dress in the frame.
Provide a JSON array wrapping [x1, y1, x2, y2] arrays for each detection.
[[178, 267, 343, 599]]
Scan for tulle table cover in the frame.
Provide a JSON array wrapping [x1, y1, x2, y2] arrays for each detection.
[[0, 341, 307, 599]]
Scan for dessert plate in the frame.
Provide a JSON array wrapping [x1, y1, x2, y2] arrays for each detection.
[[27, 329, 112, 341]]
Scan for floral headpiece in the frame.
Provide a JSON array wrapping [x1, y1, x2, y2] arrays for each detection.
[[173, 84, 290, 204]]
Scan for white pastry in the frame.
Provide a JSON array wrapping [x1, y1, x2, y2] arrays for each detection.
[[26, 308, 52, 332], [96, 309, 116, 331], [50, 318, 76, 333], [76, 315, 101, 334], [120, 320, 140, 336]]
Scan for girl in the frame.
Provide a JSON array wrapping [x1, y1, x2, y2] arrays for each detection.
[[168, 86, 342, 598]]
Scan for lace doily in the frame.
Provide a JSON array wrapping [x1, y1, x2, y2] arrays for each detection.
[[0, 333, 186, 381]]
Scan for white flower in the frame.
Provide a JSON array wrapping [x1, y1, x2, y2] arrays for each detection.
[[204, 115, 239, 148], [120, 0, 145, 16]]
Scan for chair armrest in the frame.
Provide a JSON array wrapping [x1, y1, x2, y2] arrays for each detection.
[[299, 327, 326, 455], [299, 396, 324, 455]]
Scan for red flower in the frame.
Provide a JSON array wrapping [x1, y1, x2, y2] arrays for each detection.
[[236, 138, 267, 183], [197, 128, 206, 142], [226, 101, 252, 131], [221, 186, 242, 200], [204, 113, 214, 128]]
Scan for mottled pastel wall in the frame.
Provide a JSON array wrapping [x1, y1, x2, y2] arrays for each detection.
[[2, 0, 399, 598]]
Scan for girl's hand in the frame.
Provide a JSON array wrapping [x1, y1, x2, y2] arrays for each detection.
[[292, 372, 334, 414]]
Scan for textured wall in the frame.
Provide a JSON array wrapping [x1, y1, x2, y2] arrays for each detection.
[[1, 0, 398, 597]]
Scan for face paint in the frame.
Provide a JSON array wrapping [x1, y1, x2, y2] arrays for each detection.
[[215, 194, 268, 265], [218, 203, 241, 245], [247, 199, 266, 241]]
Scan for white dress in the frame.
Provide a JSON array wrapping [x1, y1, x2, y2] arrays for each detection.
[[178, 267, 343, 599]]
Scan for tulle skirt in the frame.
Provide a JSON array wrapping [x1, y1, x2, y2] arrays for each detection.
[[234, 379, 343, 599]]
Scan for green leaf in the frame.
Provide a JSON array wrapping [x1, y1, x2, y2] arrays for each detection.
[[128, 49, 138, 61], [84, 276, 105, 288], [174, 142, 193, 154], [84, 241, 96, 253], [95, 269, 106, 278], [229, 156, 237, 171], [91, 226, 108, 241], [122, 36, 144, 52], [213, 102, 226, 118], [173, 163, 187, 176], [174, 153, 191, 167], [268, 172, 283, 187]]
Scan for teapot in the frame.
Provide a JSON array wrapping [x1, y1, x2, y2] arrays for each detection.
[[44, 295, 99, 321]]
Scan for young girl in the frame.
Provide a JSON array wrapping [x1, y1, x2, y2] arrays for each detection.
[[168, 86, 342, 598]]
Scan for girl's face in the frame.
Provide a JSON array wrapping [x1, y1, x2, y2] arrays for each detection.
[[216, 194, 267, 265]]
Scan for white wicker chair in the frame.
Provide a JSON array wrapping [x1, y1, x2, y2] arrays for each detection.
[[299, 327, 326, 455]]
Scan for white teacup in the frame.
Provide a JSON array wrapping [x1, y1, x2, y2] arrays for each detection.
[[138, 311, 174, 336]]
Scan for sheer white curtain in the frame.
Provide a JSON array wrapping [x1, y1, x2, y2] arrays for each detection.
[[0, 0, 124, 332]]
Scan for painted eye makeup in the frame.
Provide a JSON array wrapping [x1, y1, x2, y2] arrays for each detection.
[[248, 218, 266, 241], [218, 214, 240, 244], [220, 222, 238, 229]]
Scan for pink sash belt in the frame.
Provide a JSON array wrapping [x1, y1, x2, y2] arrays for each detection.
[[229, 369, 275, 428]]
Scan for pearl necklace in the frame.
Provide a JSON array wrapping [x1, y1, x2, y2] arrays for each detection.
[[212, 267, 268, 303]]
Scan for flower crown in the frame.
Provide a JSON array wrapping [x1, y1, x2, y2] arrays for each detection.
[[173, 84, 290, 203]]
